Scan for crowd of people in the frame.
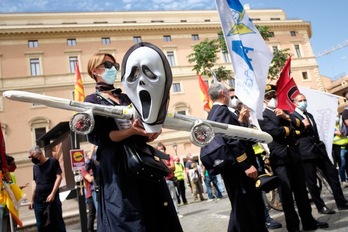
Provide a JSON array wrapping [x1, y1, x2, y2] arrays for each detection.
[[17, 49, 348, 232]]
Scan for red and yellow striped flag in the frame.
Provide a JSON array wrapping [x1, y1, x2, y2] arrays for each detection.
[[198, 75, 211, 112], [74, 61, 85, 102]]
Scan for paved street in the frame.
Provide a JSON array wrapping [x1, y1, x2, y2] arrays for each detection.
[[17, 184, 348, 232]]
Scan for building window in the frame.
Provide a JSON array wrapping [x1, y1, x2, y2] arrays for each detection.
[[272, 46, 279, 52], [294, 44, 302, 57], [35, 127, 46, 142], [270, 18, 280, 20], [172, 83, 181, 93], [269, 32, 275, 37], [30, 58, 41, 76], [69, 56, 78, 73], [192, 34, 199, 41], [67, 39, 77, 46], [163, 35, 172, 42], [101, 37, 111, 45], [133, 36, 142, 43], [173, 102, 189, 115], [30, 117, 50, 145], [222, 52, 230, 63], [290, 31, 296, 37], [166, 51, 176, 66], [28, 40, 38, 48], [302, 71, 309, 80]]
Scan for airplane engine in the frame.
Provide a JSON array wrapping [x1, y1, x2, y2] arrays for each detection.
[[69, 109, 95, 135], [189, 120, 215, 147]]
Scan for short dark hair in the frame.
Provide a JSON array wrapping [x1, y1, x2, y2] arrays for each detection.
[[157, 142, 166, 151]]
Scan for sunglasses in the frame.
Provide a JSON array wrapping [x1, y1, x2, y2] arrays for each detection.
[[100, 61, 120, 70], [231, 96, 238, 100]]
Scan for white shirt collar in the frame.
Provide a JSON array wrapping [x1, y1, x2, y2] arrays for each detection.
[[294, 107, 306, 117]]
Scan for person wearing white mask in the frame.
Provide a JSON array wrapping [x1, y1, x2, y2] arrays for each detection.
[[228, 88, 250, 126], [259, 85, 328, 232], [291, 93, 348, 215], [229, 86, 282, 229]]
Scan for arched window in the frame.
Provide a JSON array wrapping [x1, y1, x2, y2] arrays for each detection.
[[173, 102, 190, 115], [29, 117, 50, 145]]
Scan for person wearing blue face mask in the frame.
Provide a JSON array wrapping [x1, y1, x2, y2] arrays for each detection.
[[291, 93, 348, 215], [84, 51, 183, 232]]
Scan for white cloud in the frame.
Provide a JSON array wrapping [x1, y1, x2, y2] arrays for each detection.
[[0, 0, 216, 12]]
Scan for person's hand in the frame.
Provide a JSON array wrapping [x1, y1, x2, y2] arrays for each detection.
[[244, 165, 258, 180], [131, 119, 148, 136], [29, 202, 34, 210], [238, 106, 250, 123], [147, 130, 162, 142], [46, 193, 54, 203], [302, 118, 310, 128]]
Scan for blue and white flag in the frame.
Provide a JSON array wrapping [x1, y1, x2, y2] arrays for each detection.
[[215, 0, 273, 119]]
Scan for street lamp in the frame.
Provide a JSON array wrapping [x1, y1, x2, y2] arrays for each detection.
[[172, 142, 178, 156]]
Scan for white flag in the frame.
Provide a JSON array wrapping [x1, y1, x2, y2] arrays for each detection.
[[215, 0, 273, 119], [298, 87, 338, 163]]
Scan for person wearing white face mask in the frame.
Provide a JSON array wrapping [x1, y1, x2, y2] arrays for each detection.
[[229, 86, 282, 229], [228, 88, 250, 126], [259, 85, 328, 232], [291, 93, 348, 215]]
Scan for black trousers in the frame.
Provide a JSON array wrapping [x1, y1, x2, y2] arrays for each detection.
[[176, 179, 187, 204], [302, 157, 347, 210], [273, 163, 317, 231], [221, 167, 267, 232], [86, 196, 96, 232]]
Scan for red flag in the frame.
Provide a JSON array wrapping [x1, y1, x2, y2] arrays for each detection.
[[0, 122, 9, 173], [74, 61, 85, 102], [276, 56, 299, 112], [198, 75, 211, 112]]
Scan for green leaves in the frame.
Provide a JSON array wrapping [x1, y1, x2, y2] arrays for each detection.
[[187, 26, 290, 82]]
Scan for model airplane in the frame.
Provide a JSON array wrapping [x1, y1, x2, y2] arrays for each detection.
[[2, 90, 272, 147]]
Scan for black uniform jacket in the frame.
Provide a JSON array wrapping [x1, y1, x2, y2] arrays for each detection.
[[259, 108, 302, 166], [291, 110, 327, 160], [208, 104, 256, 170]]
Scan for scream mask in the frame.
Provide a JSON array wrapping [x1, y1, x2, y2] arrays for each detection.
[[121, 42, 173, 132]]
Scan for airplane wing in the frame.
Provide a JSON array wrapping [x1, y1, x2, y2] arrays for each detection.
[[3, 90, 272, 145]]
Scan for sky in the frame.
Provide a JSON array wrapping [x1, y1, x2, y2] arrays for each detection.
[[1, 0, 347, 80]]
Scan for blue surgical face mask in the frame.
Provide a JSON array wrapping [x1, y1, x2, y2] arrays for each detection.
[[297, 101, 307, 111], [100, 66, 117, 85]]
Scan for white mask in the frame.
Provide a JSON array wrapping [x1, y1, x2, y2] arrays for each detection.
[[121, 43, 172, 132], [267, 98, 278, 109], [229, 97, 241, 109]]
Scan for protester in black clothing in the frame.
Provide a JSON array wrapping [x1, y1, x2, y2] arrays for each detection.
[[28, 146, 66, 232], [207, 83, 267, 232], [84, 51, 182, 232], [291, 93, 348, 214], [259, 84, 328, 232]]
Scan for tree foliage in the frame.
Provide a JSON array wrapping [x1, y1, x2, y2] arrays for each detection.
[[187, 25, 291, 82], [187, 39, 220, 77]]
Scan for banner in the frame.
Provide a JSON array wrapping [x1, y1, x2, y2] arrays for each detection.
[[74, 61, 85, 102], [198, 75, 211, 112], [298, 87, 338, 163], [215, 0, 273, 119], [276, 56, 299, 112]]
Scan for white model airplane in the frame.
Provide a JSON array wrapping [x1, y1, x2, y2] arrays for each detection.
[[2, 90, 272, 147]]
